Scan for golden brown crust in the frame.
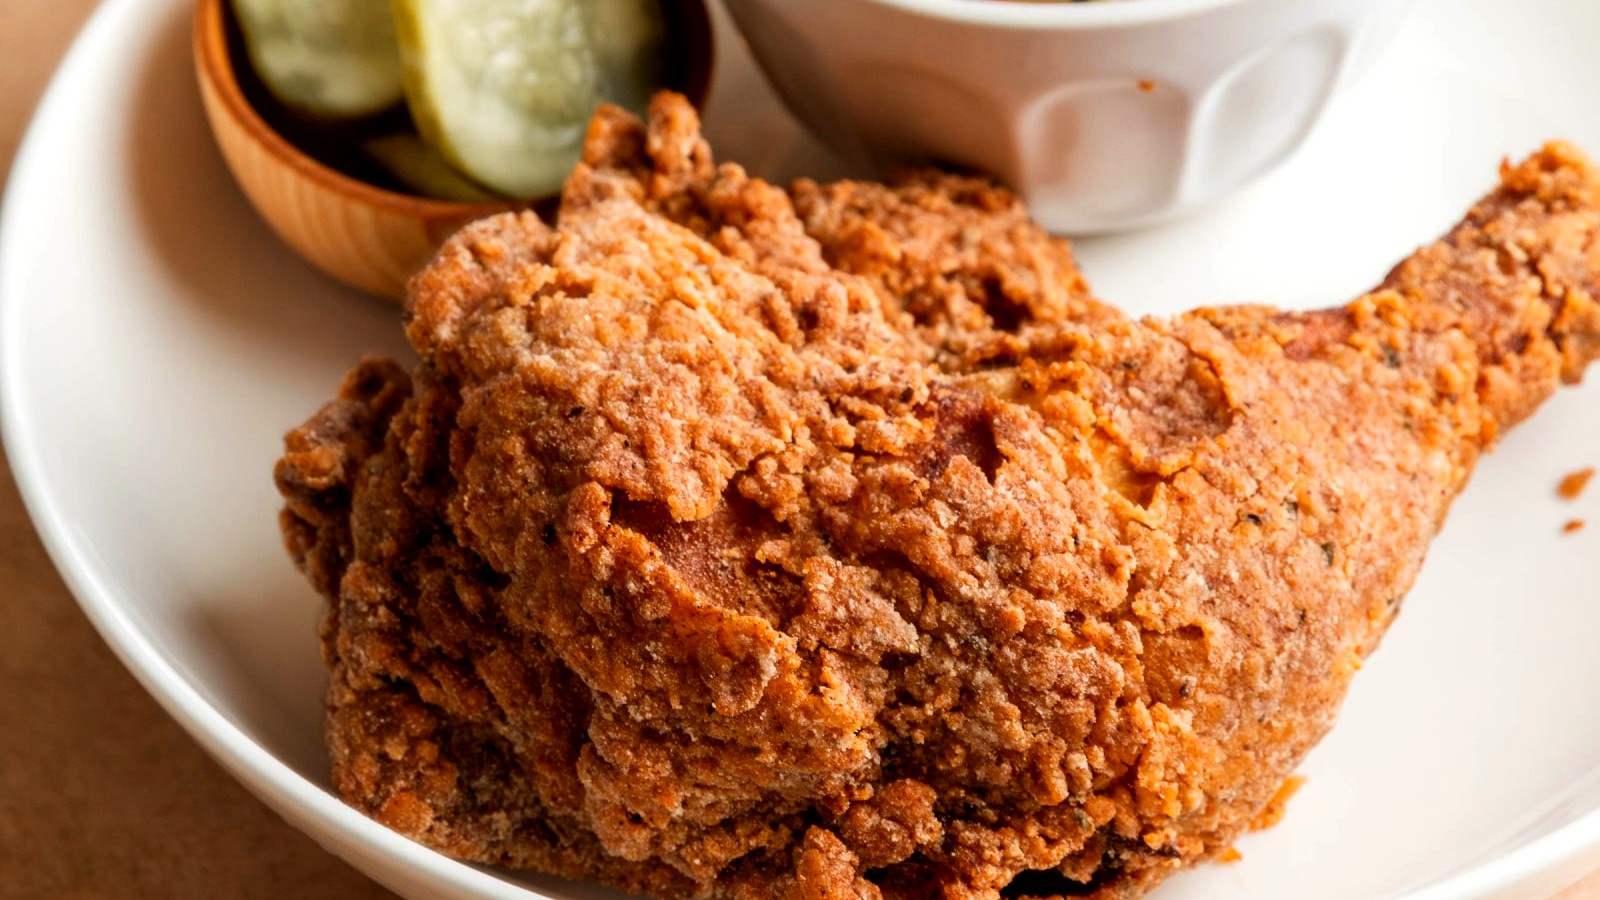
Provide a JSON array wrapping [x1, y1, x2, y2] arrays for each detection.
[[790, 170, 1120, 365], [277, 95, 1600, 900]]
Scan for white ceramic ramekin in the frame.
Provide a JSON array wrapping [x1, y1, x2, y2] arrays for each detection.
[[722, 0, 1410, 233]]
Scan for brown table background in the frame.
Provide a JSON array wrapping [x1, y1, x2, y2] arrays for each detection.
[[0, 2, 1595, 898]]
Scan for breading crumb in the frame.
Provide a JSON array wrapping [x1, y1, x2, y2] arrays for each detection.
[[1559, 467, 1595, 500], [1564, 519, 1587, 535]]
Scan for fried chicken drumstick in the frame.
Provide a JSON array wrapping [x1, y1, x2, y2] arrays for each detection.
[[276, 93, 1600, 899]]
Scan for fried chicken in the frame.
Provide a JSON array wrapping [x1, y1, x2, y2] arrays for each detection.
[[275, 93, 1600, 899]]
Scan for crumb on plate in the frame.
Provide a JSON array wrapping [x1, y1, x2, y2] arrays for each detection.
[[1559, 467, 1595, 500]]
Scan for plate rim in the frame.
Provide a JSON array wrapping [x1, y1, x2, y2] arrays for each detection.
[[2, 1, 1599, 899]]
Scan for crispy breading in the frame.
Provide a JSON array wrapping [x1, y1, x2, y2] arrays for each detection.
[[1559, 467, 1594, 500], [276, 94, 1600, 899]]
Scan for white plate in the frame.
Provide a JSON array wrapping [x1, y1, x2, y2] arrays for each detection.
[[4, 1, 1600, 898]]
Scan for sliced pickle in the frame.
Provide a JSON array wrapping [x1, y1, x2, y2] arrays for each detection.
[[360, 133, 505, 202], [231, 0, 405, 120], [391, 0, 667, 199]]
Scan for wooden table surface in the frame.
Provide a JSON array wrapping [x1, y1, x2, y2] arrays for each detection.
[[0, 2, 1596, 899]]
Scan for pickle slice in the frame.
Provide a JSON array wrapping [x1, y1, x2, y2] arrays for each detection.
[[392, 0, 667, 199], [361, 133, 505, 202], [230, 0, 405, 121]]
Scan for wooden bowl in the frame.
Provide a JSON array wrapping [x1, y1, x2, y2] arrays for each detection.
[[192, 0, 714, 301]]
